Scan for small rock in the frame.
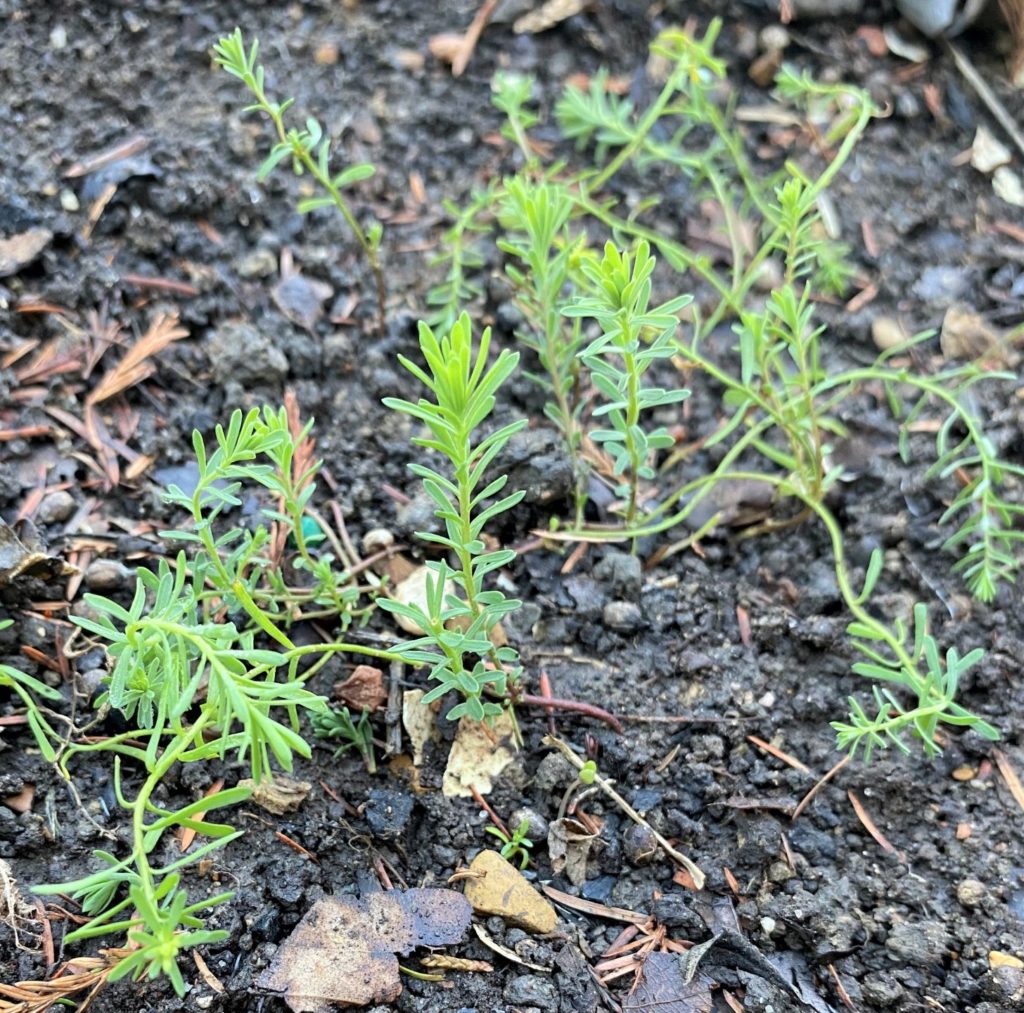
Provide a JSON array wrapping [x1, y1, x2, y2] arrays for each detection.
[[364, 788, 414, 841], [602, 601, 644, 633], [862, 971, 904, 1006], [994, 167, 1024, 209], [651, 893, 704, 934], [957, 878, 987, 908], [982, 965, 1024, 1007], [622, 824, 659, 865], [509, 806, 549, 842], [84, 559, 132, 592], [59, 189, 79, 212], [0, 228, 52, 278], [462, 849, 557, 934], [885, 920, 951, 966], [314, 41, 339, 65], [594, 550, 642, 598], [871, 315, 909, 351], [35, 491, 75, 525], [487, 427, 573, 509], [759, 24, 790, 51], [234, 247, 278, 279], [941, 304, 1007, 362], [533, 752, 575, 794], [971, 125, 1012, 175], [208, 321, 288, 387], [504, 973, 559, 1011]]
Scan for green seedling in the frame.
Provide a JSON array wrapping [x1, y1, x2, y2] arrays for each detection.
[[428, 20, 1017, 756], [485, 819, 534, 870], [565, 240, 691, 526], [214, 29, 386, 332], [11, 408, 407, 994], [312, 704, 376, 772], [381, 313, 526, 723]]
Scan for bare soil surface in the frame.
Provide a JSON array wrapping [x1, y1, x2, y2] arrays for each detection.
[[1, 1, 1023, 1011]]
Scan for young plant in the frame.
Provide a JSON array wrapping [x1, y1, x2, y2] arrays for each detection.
[[312, 704, 376, 772], [565, 241, 691, 526], [426, 20, 1018, 756], [11, 408, 406, 995], [380, 313, 526, 722], [485, 818, 534, 870], [497, 178, 589, 522], [213, 29, 386, 332]]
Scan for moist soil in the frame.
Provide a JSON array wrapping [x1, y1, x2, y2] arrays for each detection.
[[1, 1, 1023, 1011]]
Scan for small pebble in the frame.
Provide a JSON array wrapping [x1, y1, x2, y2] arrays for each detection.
[[602, 601, 644, 633], [509, 806, 548, 842], [84, 559, 133, 591], [35, 490, 76, 525], [622, 824, 659, 865], [234, 247, 278, 280], [59, 189, 80, 212], [957, 879, 987, 908]]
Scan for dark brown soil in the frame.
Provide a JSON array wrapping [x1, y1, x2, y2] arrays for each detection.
[[1, 2, 1023, 1011]]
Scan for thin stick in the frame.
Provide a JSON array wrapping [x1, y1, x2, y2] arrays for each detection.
[[543, 735, 705, 889]]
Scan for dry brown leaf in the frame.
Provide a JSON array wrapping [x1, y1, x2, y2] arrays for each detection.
[[0, 229, 52, 278], [257, 888, 471, 1011], [0, 519, 76, 585], [335, 665, 386, 712], [87, 312, 188, 405], [624, 951, 714, 1012], [402, 689, 439, 767]]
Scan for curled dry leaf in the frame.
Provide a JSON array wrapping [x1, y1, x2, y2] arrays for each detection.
[[0, 519, 76, 585], [547, 816, 597, 887], [257, 888, 472, 1012]]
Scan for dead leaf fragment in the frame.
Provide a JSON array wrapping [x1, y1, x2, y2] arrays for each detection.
[[990, 951, 1024, 969], [428, 32, 463, 65], [442, 710, 516, 798], [257, 888, 471, 1012], [0, 519, 76, 585], [0, 228, 52, 277], [462, 850, 557, 934], [239, 775, 312, 816], [402, 689, 439, 767], [547, 817, 597, 887], [625, 952, 714, 1012], [335, 665, 386, 712]]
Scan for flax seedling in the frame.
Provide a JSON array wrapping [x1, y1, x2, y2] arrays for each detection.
[[498, 178, 589, 522], [213, 29, 386, 332], [381, 313, 526, 722], [427, 20, 1018, 756], [485, 819, 534, 870], [10, 407, 408, 994], [566, 241, 691, 526]]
